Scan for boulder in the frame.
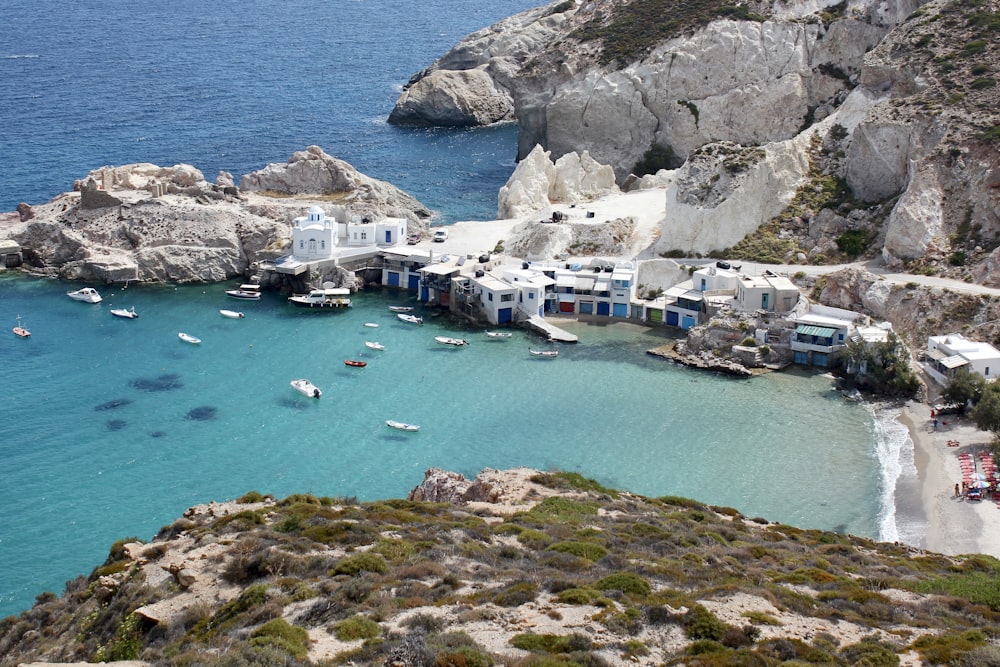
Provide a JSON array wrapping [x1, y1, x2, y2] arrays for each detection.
[[388, 68, 514, 127], [498, 145, 618, 219]]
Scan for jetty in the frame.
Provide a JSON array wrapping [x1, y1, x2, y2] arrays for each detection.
[[525, 315, 578, 343]]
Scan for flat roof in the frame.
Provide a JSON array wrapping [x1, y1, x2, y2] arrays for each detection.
[[940, 355, 970, 369], [474, 275, 513, 291], [421, 263, 460, 276]]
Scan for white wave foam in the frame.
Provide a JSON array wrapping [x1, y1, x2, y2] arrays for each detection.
[[867, 402, 917, 543]]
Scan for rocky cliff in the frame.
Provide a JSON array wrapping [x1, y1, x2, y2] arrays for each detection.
[[392, 0, 1000, 280], [0, 146, 431, 284]]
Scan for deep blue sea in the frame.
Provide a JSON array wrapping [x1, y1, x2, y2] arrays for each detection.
[[0, 0, 908, 618]]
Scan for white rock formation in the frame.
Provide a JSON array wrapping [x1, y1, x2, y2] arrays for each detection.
[[882, 164, 944, 264], [388, 68, 514, 127], [497, 144, 617, 219]]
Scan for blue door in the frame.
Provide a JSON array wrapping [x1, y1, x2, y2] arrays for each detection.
[[666, 311, 679, 326], [597, 302, 610, 316], [681, 315, 696, 330], [388, 271, 400, 287], [385, 230, 392, 244], [498, 308, 513, 324], [580, 302, 593, 314], [421, 286, 429, 301], [613, 303, 628, 317], [408, 274, 420, 290], [794, 351, 809, 365], [813, 352, 829, 367]]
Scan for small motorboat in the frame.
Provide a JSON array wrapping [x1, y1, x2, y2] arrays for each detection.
[[388, 306, 414, 312], [344, 359, 367, 368], [386, 420, 419, 432], [110, 307, 139, 319], [225, 284, 261, 300], [67, 287, 102, 303], [364, 322, 380, 328], [485, 330, 513, 339], [288, 288, 351, 309], [435, 336, 468, 347], [397, 313, 423, 324], [291, 378, 322, 398], [220, 309, 245, 319], [12, 315, 30, 338], [365, 341, 385, 351], [529, 348, 559, 358], [178, 332, 201, 344]]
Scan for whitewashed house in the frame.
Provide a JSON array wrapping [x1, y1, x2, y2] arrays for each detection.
[[501, 267, 551, 319], [343, 215, 408, 247], [470, 274, 518, 324], [734, 273, 800, 313], [291, 206, 336, 260], [789, 305, 862, 368], [925, 333, 1000, 384]]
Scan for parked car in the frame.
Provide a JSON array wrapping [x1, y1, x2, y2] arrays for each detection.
[[406, 233, 421, 245], [432, 229, 449, 242]]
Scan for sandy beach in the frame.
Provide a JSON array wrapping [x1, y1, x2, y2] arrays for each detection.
[[898, 401, 1000, 557]]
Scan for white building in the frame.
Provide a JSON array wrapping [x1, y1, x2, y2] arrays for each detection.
[[343, 216, 408, 247], [789, 305, 863, 368], [734, 273, 800, 313], [291, 206, 336, 260], [925, 333, 1000, 384]]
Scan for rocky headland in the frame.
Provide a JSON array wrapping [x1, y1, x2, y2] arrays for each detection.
[[0, 146, 431, 284], [3, 468, 999, 667]]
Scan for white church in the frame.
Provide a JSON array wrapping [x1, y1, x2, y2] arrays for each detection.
[[290, 206, 408, 261]]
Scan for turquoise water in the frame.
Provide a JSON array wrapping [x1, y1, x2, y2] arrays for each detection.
[[0, 275, 884, 616]]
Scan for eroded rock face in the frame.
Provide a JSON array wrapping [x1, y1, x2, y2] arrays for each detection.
[[497, 144, 617, 219]]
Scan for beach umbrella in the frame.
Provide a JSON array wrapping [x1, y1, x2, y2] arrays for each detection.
[[970, 480, 990, 488], [971, 472, 987, 481]]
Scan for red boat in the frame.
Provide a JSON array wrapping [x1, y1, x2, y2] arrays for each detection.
[[344, 360, 367, 368]]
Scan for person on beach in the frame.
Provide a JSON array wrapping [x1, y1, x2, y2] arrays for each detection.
[[956, 483, 961, 498]]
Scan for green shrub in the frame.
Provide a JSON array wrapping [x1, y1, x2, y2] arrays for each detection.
[[911, 629, 987, 664], [250, 618, 311, 659], [333, 615, 381, 641], [495, 581, 539, 607], [556, 588, 599, 605], [237, 491, 269, 503], [593, 572, 651, 596], [548, 541, 608, 562], [510, 632, 592, 653], [331, 553, 388, 576], [836, 229, 868, 257], [684, 604, 728, 641], [633, 143, 683, 176]]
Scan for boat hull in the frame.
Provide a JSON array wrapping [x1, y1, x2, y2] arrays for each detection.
[[386, 420, 419, 432], [291, 379, 322, 398]]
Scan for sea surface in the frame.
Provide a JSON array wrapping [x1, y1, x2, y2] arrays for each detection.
[[0, 0, 909, 618]]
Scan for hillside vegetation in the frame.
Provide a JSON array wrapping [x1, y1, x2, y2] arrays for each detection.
[[3, 470, 1000, 666]]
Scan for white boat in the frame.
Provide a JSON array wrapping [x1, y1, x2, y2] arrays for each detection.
[[397, 313, 423, 324], [529, 349, 559, 358], [291, 378, 322, 398], [110, 307, 138, 319], [178, 332, 201, 344], [225, 284, 261, 300], [485, 330, 513, 339], [386, 420, 419, 432], [435, 336, 468, 347], [12, 315, 30, 338], [364, 322, 379, 328], [365, 341, 385, 351], [288, 288, 352, 309], [67, 287, 102, 303], [220, 309, 245, 319], [388, 306, 414, 312]]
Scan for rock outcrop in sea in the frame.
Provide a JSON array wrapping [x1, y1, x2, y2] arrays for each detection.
[[391, 0, 1000, 280], [0, 146, 431, 284]]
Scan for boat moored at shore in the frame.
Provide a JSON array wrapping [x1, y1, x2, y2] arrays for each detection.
[[110, 307, 138, 319], [435, 336, 468, 347], [67, 287, 102, 304], [225, 284, 261, 300], [178, 332, 201, 344], [529, 348, 559, 358], [397, 313, 422, 324], [288, 288, 352, 309], [220, 310, 245, 319]]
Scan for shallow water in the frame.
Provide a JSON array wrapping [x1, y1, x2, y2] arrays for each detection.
[[0, 275, 886, 616]]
